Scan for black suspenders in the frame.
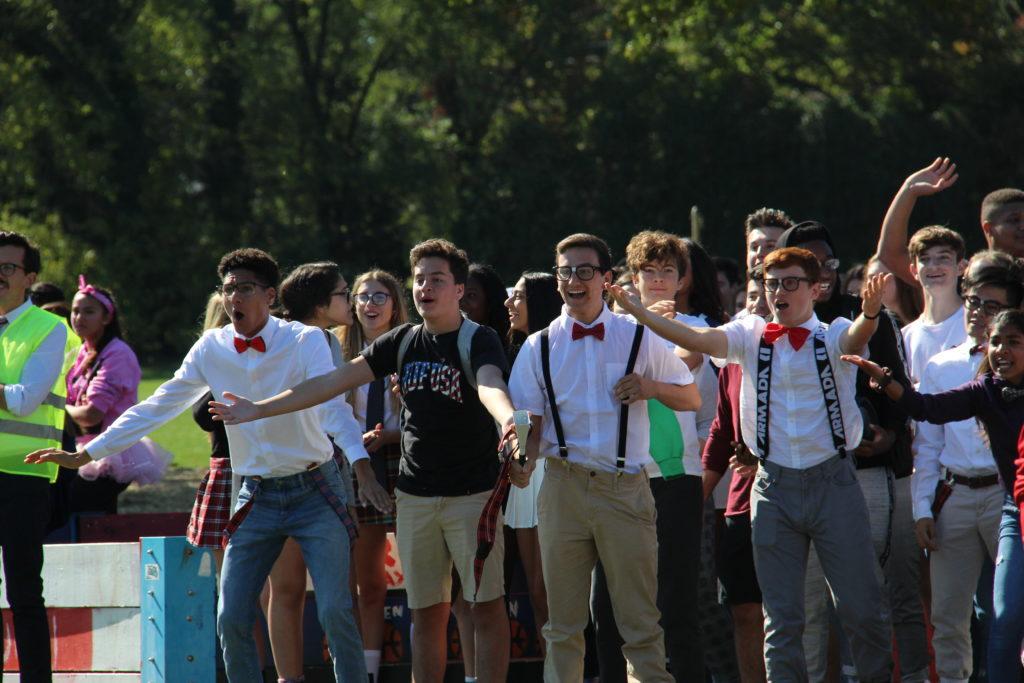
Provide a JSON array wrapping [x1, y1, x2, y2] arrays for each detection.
[[754, 324, 848, 462], [540, 323, 644, 471]]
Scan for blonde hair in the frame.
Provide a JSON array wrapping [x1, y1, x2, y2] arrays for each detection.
[[202, 292, 231, 333]]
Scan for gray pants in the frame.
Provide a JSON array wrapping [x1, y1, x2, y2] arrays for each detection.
[[804, 469, 929, 682], [751, 455, 892, 682]]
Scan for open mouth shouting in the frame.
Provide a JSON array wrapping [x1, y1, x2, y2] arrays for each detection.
[[565, 287, 587, 302]]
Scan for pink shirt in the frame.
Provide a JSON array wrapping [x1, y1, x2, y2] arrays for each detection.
[[67, 338, 142, 440]]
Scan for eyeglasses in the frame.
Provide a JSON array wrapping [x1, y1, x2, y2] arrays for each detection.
[[763, 276, 814, 293], [0, 262, 26, 277], [820, 258, 840, 272], [355, 292, 389, 306], [218, 281, 268, 298], [331, 290, 351, 302], [554, 264, 602, 281], [964, 294, 1009, 316]]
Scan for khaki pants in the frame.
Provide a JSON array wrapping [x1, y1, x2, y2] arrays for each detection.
[[930, 480, 1002, 681], [537, 458, 671, 683]]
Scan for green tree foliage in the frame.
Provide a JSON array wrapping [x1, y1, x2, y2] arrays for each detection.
[[2, 0, 1022, 355]]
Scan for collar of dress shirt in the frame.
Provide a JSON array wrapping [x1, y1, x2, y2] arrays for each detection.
[[558, 302, 613, 336], [228, 315, 281, 350], [0, 299, 33, 325]]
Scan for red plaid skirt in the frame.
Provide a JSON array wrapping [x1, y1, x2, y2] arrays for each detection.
[[186, 457, 233, 548], [351, 444, 400, 527]]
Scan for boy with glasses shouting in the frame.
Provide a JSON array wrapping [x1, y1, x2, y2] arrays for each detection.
[[28, 248, 388, 682], [609, 247, 894, 681]]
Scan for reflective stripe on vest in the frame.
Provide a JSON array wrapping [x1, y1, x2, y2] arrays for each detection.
[[0, 305, 67, 482]]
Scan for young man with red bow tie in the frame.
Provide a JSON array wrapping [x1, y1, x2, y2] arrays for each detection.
[[508, 233, 700, 682], [609, 246, 894, 681], [27, 248, 390, 683]]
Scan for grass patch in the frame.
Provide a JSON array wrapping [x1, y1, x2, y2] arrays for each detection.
[[140, 366, 210, 469]]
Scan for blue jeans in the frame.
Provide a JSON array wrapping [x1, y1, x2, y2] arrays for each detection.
[[988, 495, 1024, 683], [217, 458, 365, 682]]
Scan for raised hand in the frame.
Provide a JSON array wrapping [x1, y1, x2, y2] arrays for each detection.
[[24, 448, 92, 469], [861, 272, 890, 319], [605, 282, 645, 318], [902, 157, 958, 198], [209, 391, 260, 425]]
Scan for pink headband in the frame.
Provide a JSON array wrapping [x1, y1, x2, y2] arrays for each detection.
[[77, 275, 115, 315]]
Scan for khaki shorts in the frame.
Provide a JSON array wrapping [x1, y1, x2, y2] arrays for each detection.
[[395, 489, 505, 609]]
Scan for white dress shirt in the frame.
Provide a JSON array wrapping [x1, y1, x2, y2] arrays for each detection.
[[722, 313, 864, 470], [901, 306, 967, 386], [86, 316, 369, 477], [1, 300, 69, 416], [349, 377, 400, 432], [509, 305, 690, 474], [911, 341, 996, 520]]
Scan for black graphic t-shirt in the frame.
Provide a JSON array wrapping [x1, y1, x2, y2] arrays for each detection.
[[362, 321, 510, 496]]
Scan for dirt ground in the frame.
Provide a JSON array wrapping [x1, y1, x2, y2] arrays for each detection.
[[119, 464, 205, 513]]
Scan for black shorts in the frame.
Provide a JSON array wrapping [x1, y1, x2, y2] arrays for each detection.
[[717, 512, 762, 606]]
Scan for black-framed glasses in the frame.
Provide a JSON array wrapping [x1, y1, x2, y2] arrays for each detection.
[[331, 289, 351, 302], [965, 294, 1009, 316], [218, 281, 268, 298], [554, 264, 602, 281], [763, 276, 814, 293], [355, 292, 389, 305], [820, 258, 840, 272], [0, 262, 26, 277]]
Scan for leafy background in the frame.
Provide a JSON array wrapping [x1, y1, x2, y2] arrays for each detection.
[[3, 0, 1023, 359]]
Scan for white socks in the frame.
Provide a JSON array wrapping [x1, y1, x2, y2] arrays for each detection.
[[364, 650, 381, 680]]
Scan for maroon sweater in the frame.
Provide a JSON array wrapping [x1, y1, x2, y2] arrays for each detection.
[[701, 363, 754, 517]]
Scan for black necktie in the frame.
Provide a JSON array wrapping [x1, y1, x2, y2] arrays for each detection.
[[366, 377, 385, 431]]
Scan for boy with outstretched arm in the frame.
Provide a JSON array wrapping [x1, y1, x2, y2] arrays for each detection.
[[609, 246, 894, 681]]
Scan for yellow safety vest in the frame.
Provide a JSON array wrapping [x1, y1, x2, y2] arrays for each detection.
[[0, 305, 69, 482]]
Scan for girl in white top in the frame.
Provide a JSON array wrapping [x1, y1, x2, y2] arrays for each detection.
[[504, 271, 563, 657], [336, 269, 408, 683]]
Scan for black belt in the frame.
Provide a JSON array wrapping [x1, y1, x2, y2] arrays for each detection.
[[947, 471, 999, 489]]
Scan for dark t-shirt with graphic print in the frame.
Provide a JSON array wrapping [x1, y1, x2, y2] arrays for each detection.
[[362, 321, 509, 497]]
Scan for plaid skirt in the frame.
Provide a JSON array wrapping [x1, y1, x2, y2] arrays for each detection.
[[186, 457, 233, 548], [351, 444, 400, 527]]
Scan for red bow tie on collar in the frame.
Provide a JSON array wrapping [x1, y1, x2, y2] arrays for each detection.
[[571, 322, 605, 341], [763, 322, 810, 351], [234, 336, 266, 353]]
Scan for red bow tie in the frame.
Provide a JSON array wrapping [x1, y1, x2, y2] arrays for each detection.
[[763, 323, 810, 351], [571, 322, 605, 341], [234, 336, 266, 353]]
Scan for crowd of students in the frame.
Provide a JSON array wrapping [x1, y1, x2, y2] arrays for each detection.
[[3, 156, 1024, 683]]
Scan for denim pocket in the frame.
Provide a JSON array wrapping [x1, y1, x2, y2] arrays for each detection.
[[829, 459, 858, 487]]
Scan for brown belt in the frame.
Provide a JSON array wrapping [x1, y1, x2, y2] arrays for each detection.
[[947, 471, 1000, 489]]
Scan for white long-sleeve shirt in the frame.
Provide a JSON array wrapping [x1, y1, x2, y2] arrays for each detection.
[[1, 300, 68, 416], [911, 341, 997, 521], [86, 316, 369, 477]]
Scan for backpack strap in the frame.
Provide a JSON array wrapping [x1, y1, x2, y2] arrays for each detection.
[[615, 324, 645, 471], [395, 324, 421, 378], [457, 318, 480, 391], [539, 328, 568, 458]]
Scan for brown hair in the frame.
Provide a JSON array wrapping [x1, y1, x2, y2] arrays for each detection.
[[908, 226, 966, 262], [555, 233, 613, 273], [763, 247, 821, 282], [625, 230, 688, 274], [865, 255, 922, 325], [744, 207, 794, 237], [409, 239, 469, 284], [981, 188, 1024, 225]]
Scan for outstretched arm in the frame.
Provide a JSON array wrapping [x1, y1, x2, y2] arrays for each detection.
[[606, 283, 729, 358], [876, 157, 958, 286], [840, 273, 889, 354], [211, 356, 376, 424]]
